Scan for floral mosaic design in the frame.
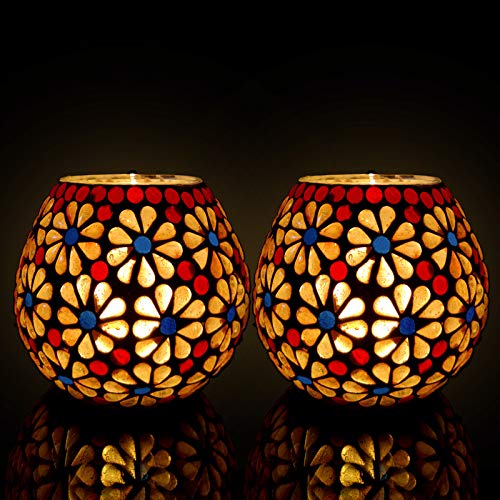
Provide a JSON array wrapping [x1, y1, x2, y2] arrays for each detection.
[[254, 180, 489, 406], [14, 179, 250, 407]]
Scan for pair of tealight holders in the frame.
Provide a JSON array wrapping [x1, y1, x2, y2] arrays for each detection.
[[14, 172, 489, 409]]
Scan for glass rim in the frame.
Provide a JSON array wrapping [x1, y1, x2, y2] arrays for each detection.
[[298, 173, 442, 186], [59, 173, 203, 186]]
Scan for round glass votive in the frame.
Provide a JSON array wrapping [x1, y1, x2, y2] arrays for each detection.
[[253, 173, 489, 406], [14, 173, 250, 407]]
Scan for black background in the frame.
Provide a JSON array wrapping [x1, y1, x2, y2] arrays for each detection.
[[1, 17, 499, 495]]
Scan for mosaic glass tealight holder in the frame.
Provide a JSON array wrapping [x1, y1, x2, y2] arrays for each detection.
[[253, 174, 489, 406], [14, 173, 250, 407]]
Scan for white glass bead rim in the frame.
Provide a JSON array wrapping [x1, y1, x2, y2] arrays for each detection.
[[59, 173, 203, 186], [298, 174, 442, 186]]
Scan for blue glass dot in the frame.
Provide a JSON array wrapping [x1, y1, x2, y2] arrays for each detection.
[[466, 306, 476, 324], [24, 292, 33, 308], [264, 292, 272, 309], [227, 306, 236, 323], [160, 317, 177, 336], [318, 310, 336, 331], [134, 387, 151, 395], [64, 227, 79, 246], [372, 235, 391, 255], [79, 310, 97, 330], [134, 235, 152, 255], [447, 231, 458, 247], [399, 317, 416, 336], [208, 231, 219, 247], [297, 375, 312, 385], [303, 227, 318, 246], [58, 375, 73, 385], [373, 386, 390, 395]]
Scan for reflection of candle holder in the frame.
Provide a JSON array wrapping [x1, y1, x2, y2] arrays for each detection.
[[5, 388, 237, 498], [13, 173, 250, 407], [245, 388, 478, 498]]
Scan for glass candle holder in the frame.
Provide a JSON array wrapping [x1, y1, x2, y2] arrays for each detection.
[[253, 174, 489, 406], [14, 173, 250, 407]]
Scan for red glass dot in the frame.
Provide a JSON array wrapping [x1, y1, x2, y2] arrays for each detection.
[[328, 360, 348, 376], [145, 187, 162, 204], [274, 247, 284, 265], [28, 338, 37, 352], [91, 186, 107, 203], [35, 247, 45, 266], [93, 397, 108, 405], [53, 198, 64, 213], [291, 198, 303, 214], [181, 192, 195, 208], [127, 186, 144, 204], [420, 192, 434, 208], [177, 261, 195, 281], [97, 205, 113, 221], [49, 184, 58, 197], [442, 187, 453, 203], [213, 205, 223, 218], [314, 186, 329, 202], [56, 183, 67, 198], [366, 186, 383, 204], [64, 184, 77, 201], [193, 340, 209, 358], [416, 261, 434, 281], [165, 206, 182, 223], [193, 188, 206, 205], [180, 359, 194, 374], [47, 328, 61, 348], [336, 205, 352, 221], [108, 186, 125, 204], [418, 359, 433, 374], [432, 188, 444, 204], [288, 184, 298, 198], [432, 340, 447, 358], [351, 348, 370, 366], [234, 248, 241, 265], [347, 187, 363, 204], [111, 349, 131, 366], [267, 338, 276, 353], [332, 396, 349, 405], [76, 186, 90, 202], [90, 360, 109, 376], [452, 206, 463, 219], [202, 187, 215, 203], [404, 188, 419, 204], [304, 185, 316, 201], [404, 206, 421, 224], [384, 187, 402, 204], [194, 275, 210, 295], [330, 261, 348, 281], [330, 186, 345, 202], [432, 275, 448, 295], [91, 261, 109, 281], [295, 183, 306, 198], [472, 248, 479, 265], [165, 188, 180, 204], [286, 329, 301, 348]]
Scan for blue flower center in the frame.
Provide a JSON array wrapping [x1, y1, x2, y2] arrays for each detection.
[[208, 231, 219, 247], [318, 310, 336, 330], [373, 386, 390, 395], [466, 306, 476, 324], [447, 231, 458, 247], [399, 317, 416, 336], [296, 375, 312, 385], [264, 292, 272, 309], [57, 375, 73, 385], [227, 306, 236, 323], [160, 317, 177, 336], [79, 310, 97, 330], [303, 227, 319, 246], [134, 387, 151, 395], [134, 235, 152, 255], [64, 227, 79, 246], [372, 235, 391, 255], [24, 292, 34, 309]]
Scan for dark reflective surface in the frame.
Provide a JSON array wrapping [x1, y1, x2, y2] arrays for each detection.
[[4, 388, 237, 499], [245, 388, 478, 499]]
